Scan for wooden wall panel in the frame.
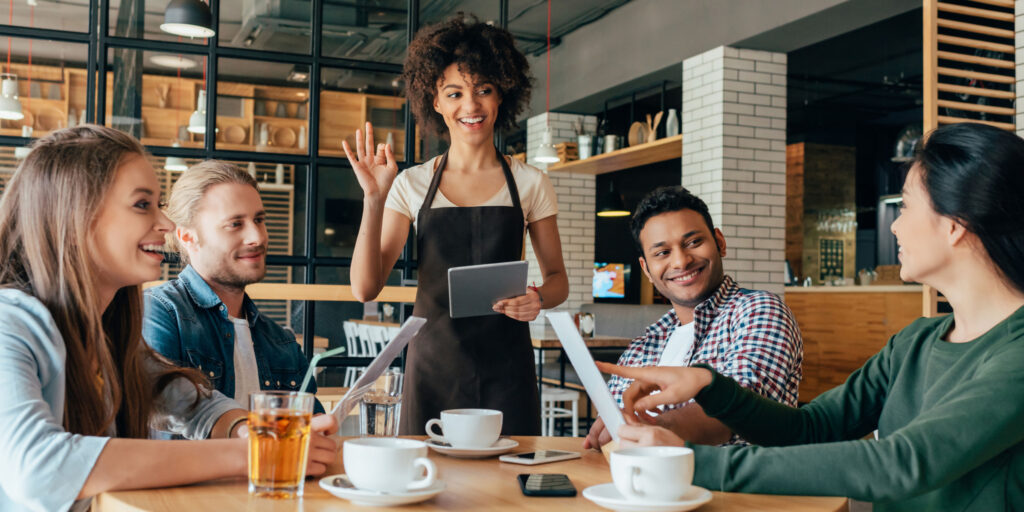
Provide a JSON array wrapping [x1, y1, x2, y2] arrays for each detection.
[[786, 290, 922, 401], [785, 143, 805, 278]]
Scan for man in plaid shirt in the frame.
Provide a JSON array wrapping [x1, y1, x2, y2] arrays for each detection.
[[584, 186, 802, 448]]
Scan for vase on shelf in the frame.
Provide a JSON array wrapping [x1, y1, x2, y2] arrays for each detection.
[[665, 109, 679, 138]]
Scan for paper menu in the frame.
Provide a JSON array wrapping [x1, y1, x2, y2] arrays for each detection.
[[330, 316, 426, 423], [546, 311, 625, 441]]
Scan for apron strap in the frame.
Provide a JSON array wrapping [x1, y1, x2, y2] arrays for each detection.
[[496, 147, 523, 211], [417, 148, 524, 226]]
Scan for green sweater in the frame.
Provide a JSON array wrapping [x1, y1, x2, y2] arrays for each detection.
[[691, 306, 1024, 511]]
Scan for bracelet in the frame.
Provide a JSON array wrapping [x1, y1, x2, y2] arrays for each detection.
[[226, 414, 249, 438], [528, 285, 544, 305]]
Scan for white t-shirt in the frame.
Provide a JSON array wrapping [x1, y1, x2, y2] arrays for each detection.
[[385, 156, 559, 231], [230, 315, 261, 405], [657, 322, 695, 367]]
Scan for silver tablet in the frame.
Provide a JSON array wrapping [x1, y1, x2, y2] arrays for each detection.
[[447, 260, 528, 319]]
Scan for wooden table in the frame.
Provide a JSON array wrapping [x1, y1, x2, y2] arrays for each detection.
[[94, 437, 848, 511]]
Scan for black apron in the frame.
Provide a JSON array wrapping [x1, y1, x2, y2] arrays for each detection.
[[400, 149, 541, 435]]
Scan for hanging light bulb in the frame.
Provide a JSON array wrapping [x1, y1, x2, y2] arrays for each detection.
[[161, 0, 216, 38], [533, 0, 558, 165], [164, 141, 188, 172], [533, 128, 560, 164], [597, 181, 630, 217], [0, 73, 24, 121], [187, 89, 206, 134]]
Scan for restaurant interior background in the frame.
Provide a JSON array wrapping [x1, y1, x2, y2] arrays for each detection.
[[0, 0, 1011, 400]]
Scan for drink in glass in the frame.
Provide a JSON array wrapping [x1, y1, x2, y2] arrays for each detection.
[[248, 391, 314, 499], [359, 369, 403, 436]]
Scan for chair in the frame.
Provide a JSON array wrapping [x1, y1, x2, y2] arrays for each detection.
[[342, 321, 361, 357], [356, 324, 377, 356], [540, 385, 580, 437]]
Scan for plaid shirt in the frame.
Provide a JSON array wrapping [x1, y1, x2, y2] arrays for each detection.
[[608, 275, 802, 445]]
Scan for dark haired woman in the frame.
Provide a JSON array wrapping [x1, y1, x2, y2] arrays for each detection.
[[598, 122, 1024, 510], [344, 15, 568, 435]]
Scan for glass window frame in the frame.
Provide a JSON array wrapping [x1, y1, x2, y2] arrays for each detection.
[[0, 0, 510, 367]]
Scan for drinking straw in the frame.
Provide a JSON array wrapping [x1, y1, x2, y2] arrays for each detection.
[[300, 345, 347, 394]]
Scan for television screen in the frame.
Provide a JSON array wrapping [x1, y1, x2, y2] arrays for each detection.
[[593, 262, 628, 299]]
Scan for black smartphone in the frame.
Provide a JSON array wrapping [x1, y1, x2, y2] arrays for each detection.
[[517, 473, 577, 497]]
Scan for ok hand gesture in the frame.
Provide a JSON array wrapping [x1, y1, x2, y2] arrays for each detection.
[[342, 122, 398, 202]]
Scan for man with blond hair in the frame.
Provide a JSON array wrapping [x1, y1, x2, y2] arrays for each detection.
[[144, 161, 322, 412]]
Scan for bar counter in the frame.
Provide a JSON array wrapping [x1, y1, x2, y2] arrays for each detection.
[[784, 285, 923, 401]]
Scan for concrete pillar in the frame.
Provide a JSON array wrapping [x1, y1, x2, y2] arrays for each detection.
[[682, 46, 787, 295]]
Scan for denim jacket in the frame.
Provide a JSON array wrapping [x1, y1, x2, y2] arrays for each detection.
[[143, 266, 323, 413]]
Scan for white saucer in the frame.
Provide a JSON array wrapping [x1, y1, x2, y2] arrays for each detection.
[[582, 483, 712, 512], [319, 474, 445, 507], [425, 437, 519, 458]]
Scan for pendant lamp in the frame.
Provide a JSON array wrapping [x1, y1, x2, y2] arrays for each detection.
[[161, 0, 215, 38], [187, 89, 206, 134], [0, 74, 23, 121], [164, 142, 188, 172], [597, 182, 629, 217], [532, 0, 560, 165]]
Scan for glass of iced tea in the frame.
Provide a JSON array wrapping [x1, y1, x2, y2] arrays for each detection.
[[248, 391, 314, 499]]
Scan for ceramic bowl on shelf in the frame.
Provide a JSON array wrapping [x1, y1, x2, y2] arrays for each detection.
[[37, 107, 65, 131], [272, 126, 297, 148], [224, 124, 247, 144]]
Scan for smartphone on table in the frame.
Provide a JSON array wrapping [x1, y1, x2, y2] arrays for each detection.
[[517, 473, 577, 497], [499, 450, 581, 465]]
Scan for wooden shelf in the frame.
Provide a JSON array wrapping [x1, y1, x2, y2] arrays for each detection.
[[547, 134, 682, 175]]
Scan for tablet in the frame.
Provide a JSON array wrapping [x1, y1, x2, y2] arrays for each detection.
[[447, 260, 528, 319], [546, 311, 626, 441]]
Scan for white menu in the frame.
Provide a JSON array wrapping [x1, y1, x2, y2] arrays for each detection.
[[330, 316, 426, 423], [547, 311, 625, 441]]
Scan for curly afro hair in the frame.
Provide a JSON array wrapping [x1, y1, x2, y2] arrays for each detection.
[[403, 14, 532, 136]]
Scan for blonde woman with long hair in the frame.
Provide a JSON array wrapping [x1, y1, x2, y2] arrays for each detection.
[[0, 125, 337, 511]]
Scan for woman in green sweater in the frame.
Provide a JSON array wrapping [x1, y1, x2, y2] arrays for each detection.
[[597, 122, 1024, 511]]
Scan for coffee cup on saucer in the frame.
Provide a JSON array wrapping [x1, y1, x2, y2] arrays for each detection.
[[425, 409, 502, 449], [343, 438, 437, 493], [610, 446, 694, 502]]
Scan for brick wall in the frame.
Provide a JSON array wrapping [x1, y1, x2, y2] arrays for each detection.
[[1017, 0, 1024, 136], [525, 112, 597, 311], [682, 46, 787, 295]]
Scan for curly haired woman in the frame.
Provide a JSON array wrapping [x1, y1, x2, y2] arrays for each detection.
[[344, 14, 568, 435]]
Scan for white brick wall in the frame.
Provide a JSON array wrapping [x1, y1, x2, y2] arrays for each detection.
[[682, 46, 786, 295], [1016, 1, 1024, 136], [525, 112, 597, 312]]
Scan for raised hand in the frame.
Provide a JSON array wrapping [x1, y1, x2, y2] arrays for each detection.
[[594, 362, 712, 419], [342, 122, 398, 201]]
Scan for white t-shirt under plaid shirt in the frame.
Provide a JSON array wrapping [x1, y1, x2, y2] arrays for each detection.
[[607, 275, 803, 445]]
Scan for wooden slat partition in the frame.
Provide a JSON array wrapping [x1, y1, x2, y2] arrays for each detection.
[[936, 50, 1015, 69], [923, 0, 1016, 318], [937, 2, 1013, 22], [936, 34, 1014, 53], [936, 82, 1015, 99], [937, 18, 1014, 38], [936, 66, 1015, 83], [936, 99, 1014, 115], [937, 115, 1016, 130]]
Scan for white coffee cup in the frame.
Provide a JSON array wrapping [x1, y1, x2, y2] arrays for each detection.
[[610, 446, 694, 502], [425, 408, 502, 449], [343, 438, 437, 493]]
